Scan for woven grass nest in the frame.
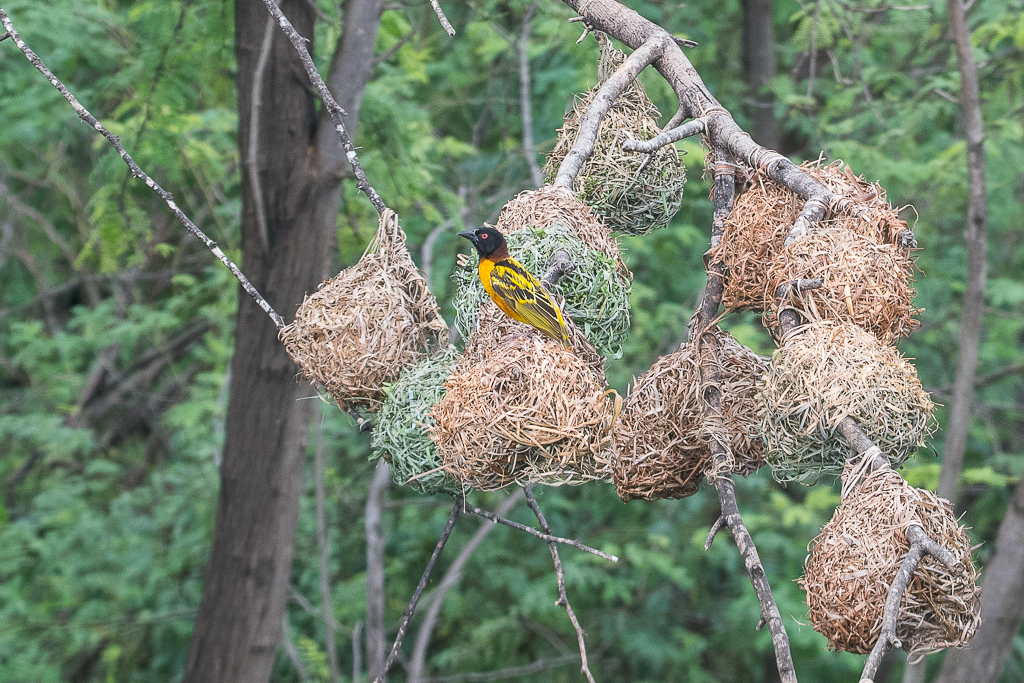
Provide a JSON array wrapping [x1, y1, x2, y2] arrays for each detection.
[[430, 332, 615, 491], [371, 348, 461, 496], [709, 158, 913, 312], [757, 321, 935, 484], [612, 330, 766, 502], [452, 223, 631, 357], [543, 38, 686, 236], [495, 184, 627, 273], [766, 227, 920, 344], [281, 210, 448, 410], [802, 464, 981, 656]]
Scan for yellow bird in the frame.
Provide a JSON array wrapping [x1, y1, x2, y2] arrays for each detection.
[[458, 227, 571, 349]]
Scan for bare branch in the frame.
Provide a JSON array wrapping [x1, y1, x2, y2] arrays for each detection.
[[374, 499, 462, 683], [621, 116, 706, 153], [541, 250, 576, 288], [0, 8, 285, 330], [462, 501, 618, 562], [246, 15, 275, 252], [552, 33, 671, 187], [258, 0, 388, 214], [429, 0, 456, 37], [859, 525, 964, 683], [524, 488, 596, 683]]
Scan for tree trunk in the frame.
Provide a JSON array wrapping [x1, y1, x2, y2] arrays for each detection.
[[184, 1, 385, 681], [935, 475, 1024, 683], [935, 0, 988, 505], [364, 463, 391, 682], [741, 0, 779, 150]]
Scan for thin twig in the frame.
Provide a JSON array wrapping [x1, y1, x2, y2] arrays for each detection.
[[859, 525, 964, 683], [621, 117, 706, 153], [552, 33, 670, 187], [0, 8, 285, 330], [428, 0, 456, 37], [462, 501, 617, 562], [374, 499, 462, 683], [690, 147, 797, 683], [524, 488, 596, 683], [257, 0, 387, 214]]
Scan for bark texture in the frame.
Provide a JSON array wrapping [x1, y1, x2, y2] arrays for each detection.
[[183, 1, 383, 681], [741, 0, 779, 149]]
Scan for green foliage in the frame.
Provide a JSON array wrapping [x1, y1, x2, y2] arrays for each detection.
[[2, 0, 1023, 681]]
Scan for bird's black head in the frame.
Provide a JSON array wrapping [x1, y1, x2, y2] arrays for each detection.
[[458, 226, 506, 258]]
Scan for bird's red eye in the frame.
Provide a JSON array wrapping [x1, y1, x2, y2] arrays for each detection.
[[480, 234, 488, 239]]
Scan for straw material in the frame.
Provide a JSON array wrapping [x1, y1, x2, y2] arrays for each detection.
[[430, 332, 615, 491], [709, 158, 913, 312], [802, 464, 981, 656], [371, 348, 462, 496], [280, 210, 449, 410], [612, 331, 766, 502], [757, 321, 935, 484], [452, 224, 631, 357], [765, 227, 920, 344], [495, 184, 627, 273], [543, 40, 686, 236]]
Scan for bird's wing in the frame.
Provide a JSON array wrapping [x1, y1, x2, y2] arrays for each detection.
[[487, 259, 569, 346]]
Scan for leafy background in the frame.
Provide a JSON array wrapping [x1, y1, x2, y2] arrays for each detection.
[[0, 0, 1022, 681]]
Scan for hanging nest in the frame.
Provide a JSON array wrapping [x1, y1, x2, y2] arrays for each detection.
[[452, 223, 631, 357], [543, 37, 686, 235], [765, 227, 920, 344], [756, 321, 935, 484], [371, 348, 461, 496], [430, 333, 616, 491], [801, 463, 981, 656], [280, 210, 449, 410], [460, 300, 605, 379], [709, 158, 914, 312], [612, 330, 766, 502], [495, 184, 627, 273]]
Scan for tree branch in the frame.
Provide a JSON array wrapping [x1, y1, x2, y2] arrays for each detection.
[[428, 0, 456, 37], [524, 487, 596, 683], [315, 409, 341, 683], [541, 250, 576, 288], [621, 116, 706, 153], [552, 33, 670, 188], [257, 0, 387, 214], [0, 8, 285, 330], [462, 501, 617, 561]]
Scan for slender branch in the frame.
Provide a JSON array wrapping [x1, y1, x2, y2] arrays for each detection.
[[524, 488, 596, 683], [315, 409, 341, 683], [0, 8, 285, 330], [428, 0, 456, 37], [462, 501, 617, 562], [552, 33, 670, 187], [407, 491, 525, 683], [353, 621, 364, 683], [519, 3, 544, 187], [366, 464, 392, 680], [621, 116, 706, 153], [257, 0, 387, 214], [859, 525, 964, 683], [246, 14, 274, 252], [691, 147, 797, 683], [374, 499, 462, 683], [541, 250, 576, 288]]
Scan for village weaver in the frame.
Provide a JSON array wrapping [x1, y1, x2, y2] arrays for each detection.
[[458, 226, 571, 349]]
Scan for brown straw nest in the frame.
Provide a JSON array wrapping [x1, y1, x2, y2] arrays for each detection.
[[757, 321, 935, 484], [543, 37, 686, 236], [495, 184, 627, 273], [709, 158, 914, 312], [802, 463, 981, 656], [280, 210, 449, 410], [430, 329, 616, 491], [765, 227, 920, 344], [612, 330, 766, 502]]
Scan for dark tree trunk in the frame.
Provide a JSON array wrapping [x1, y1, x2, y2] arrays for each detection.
[[936, 475, 1024, 683], [741, 0, 779, 150], [184, 1, 385, 681]]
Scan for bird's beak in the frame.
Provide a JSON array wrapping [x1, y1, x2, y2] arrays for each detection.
[[457, 230, 476, 241]]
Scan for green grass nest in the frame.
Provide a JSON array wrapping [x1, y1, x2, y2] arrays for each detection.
[[452, 223, 631, 357], [371, 348, 462, 496]]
